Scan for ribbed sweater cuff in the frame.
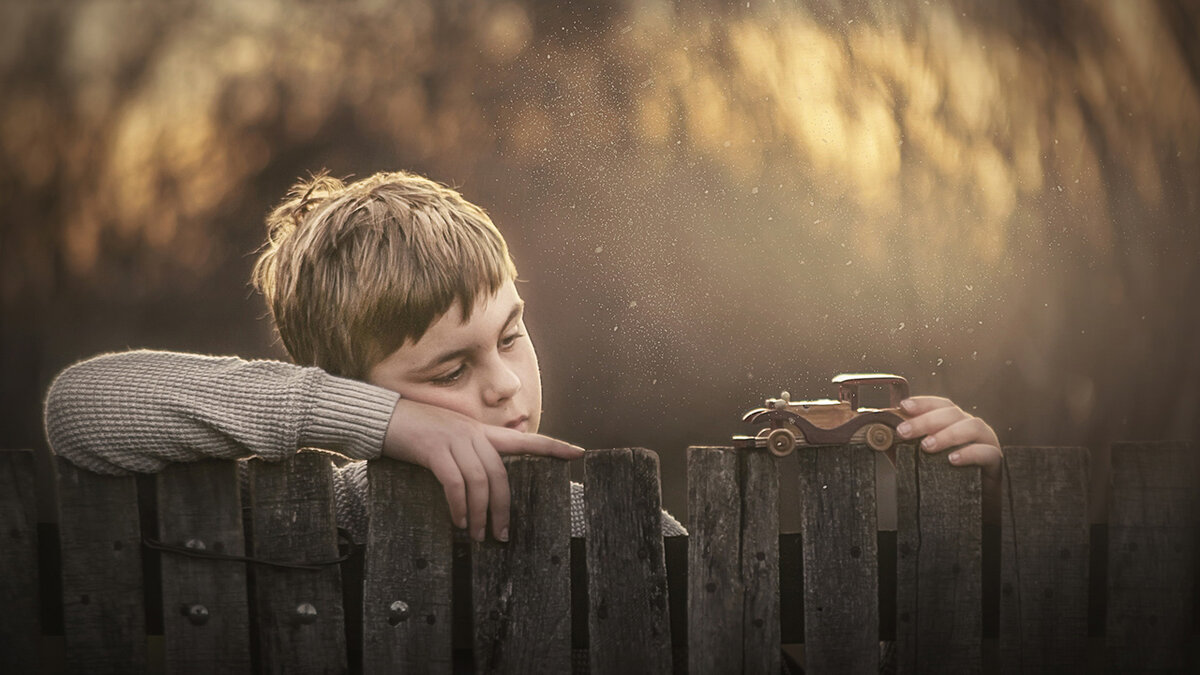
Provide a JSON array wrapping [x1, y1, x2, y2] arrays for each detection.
[[299, 374, 400, 461]]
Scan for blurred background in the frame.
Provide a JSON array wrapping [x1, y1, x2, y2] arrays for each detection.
[[3, 0, 1198, 523]]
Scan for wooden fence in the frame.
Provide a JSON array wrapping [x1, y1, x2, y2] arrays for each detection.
[[1, 442, 1197, 673]]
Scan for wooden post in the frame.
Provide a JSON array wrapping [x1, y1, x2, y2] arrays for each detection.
[[797, 444, 879, 674], [584, 448, 673, 675], [741, 448, 781, 675], [998, 446, 1090, 672], [473, 456, 571, 674], [156, 460, 252, 671], [362, 458, 453, 673], [56, 458, 146, 674], [0, 450, 40, 674], [1106, 441, 1198, 672], [895, 442, 982, 675], [687, 446, 743, 675], [248, 452, 347, 675]]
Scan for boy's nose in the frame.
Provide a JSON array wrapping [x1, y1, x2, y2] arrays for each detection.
[[482, 361, 522, 406]]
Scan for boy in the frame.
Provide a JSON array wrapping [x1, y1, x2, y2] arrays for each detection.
[[45, 170, 1001, 544]]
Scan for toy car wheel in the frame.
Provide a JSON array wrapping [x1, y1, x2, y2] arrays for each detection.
[[766, 428, 797, 457], [864, 423, 894, 451]]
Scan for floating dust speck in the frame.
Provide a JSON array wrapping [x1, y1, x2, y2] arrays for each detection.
[[628, 300, 637, 308], [594, 245, 603, 253], [752, 186, 759, 194], [965, 285, 973, 291], [621, 25, 632, 34], [936, 358, 943, 366]]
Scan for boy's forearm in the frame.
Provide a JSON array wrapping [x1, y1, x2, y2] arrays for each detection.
[[44, 349, 399, 474]]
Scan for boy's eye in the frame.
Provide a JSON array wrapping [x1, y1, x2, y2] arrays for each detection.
[[432, 364, 466, 385], [500, 332, 525, 349]]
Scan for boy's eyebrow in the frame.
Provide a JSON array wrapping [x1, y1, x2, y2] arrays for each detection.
[[418, 301, 525, 372]]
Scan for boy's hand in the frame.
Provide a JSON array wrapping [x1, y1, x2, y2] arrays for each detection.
[[381, 398, 584, 542], [896, 396, 1002, 522]]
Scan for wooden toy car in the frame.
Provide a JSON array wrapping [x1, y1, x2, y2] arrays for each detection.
[[733, 374, 911, 457]]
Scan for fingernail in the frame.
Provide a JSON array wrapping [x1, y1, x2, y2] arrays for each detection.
[[949, 452, 960, 464], [921, 436, 937, 451], [897, 422, 912, 437], [499, 527, 509, 542], [900, 399, 914, 411], [458, 517, 468, 529], [475, 529, 485, 542]]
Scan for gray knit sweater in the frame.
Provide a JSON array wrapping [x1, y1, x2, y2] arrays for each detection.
[[44, 350, 685, 542]]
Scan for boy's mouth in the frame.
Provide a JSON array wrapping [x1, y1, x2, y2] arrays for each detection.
[[504, 415, 529, 432]]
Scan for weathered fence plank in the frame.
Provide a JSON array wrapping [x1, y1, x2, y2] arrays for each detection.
[[895, 442, 982, 675], [797, 444, 880, 674], [363, 458, 453, 673], [0, 450, 40, 674], [1106, 441, 1199, 672], [998, 446, 1090, 672], [56, 457, 146, 674], [740, 447, 781, 675], [248, 452, 347, 675], [687, 446, 743, 675], [473, 456, 571, 674], [585, 448, 673, 674], [155, 459, 252, 672]]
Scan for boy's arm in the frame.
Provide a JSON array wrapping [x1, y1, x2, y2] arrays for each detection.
[[44, 350, 399, 474], [895, 396, 1003, 524]]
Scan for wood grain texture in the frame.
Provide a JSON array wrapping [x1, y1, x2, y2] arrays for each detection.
[[156, 459, 252, 672], [687, 446, 743, 675], [56, 457, 146, 674], [248, 452, 347, 674], [473, 456, 571, 674], [0, 450, 40, 674], [796, 444, 879, 674], [895, 442, 982, 675], [1106, 441, 1198, 672], [998, 447, 1090, 673], [362, 458, 453, 674], [585, 448, 673, 675], [740, 448, 781, 675]]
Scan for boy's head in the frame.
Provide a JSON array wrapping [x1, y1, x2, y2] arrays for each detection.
[[254, 170, 518, 380]]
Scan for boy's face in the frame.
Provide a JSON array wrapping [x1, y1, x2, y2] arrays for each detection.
[[366, 279, 542, 434]]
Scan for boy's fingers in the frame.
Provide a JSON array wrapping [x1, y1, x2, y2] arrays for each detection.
[[449, 438, 490, 541], [427, 454, 468, 530], [919, 415, 998, 454], [487, 427, 585, 458], [897, 404, 970, 441], [475, 439, 512, 542], [947, 442, 1004, 480], [899, 395, 955, 415]]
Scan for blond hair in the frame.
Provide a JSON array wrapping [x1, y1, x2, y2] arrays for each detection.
[[253, 170, 518, 379]]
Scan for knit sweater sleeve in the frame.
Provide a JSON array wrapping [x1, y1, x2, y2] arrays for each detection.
[[44, 350, 400, 475]]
